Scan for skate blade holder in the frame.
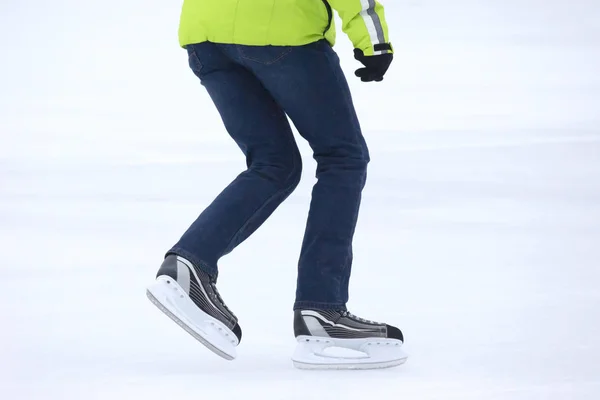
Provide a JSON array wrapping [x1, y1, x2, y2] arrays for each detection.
[[292, 336, 408, 370], [147, 276, 238, 360]]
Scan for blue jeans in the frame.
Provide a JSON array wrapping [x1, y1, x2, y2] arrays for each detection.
[[169, 40, 369, 311]]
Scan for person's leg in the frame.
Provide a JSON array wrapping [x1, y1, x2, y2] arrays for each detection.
[[239, 40, 369, 310], [169, 42, 302, 279]]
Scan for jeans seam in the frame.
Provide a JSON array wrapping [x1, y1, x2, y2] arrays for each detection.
[[239, 46, 293, 65], [188, 49, 203, 77], [323, 46, 365, 152]]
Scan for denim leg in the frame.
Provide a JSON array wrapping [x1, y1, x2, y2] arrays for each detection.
[[241, 41, 369, 310], [169, 42, 302, 279]]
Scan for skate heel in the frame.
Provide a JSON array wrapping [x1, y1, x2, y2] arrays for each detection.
[[292, 336, 408, 370], [147, 275, 238, 360]]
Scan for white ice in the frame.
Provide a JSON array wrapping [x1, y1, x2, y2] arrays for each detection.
[[1, 0, 599, 399]]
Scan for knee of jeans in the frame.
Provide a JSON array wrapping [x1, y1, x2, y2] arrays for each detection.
[[362, 145, 371, 164], [346, 157, 369, 174], [284, 155, 303, 191], [334, 141, 370, 167], [314, 152, 368, 186], [253, 155, 302, 191], [358, 139, 371, 164], [318, 151, 368, 170]]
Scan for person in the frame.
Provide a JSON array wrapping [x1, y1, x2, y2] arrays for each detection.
[[147, 0, 406, 369]]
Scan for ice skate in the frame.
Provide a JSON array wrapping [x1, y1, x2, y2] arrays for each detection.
[[292, 309, 407, 370], [146, 255, 242, 360]]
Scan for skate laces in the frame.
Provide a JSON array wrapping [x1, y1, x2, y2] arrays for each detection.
[[210, 280, 237, 320], [342, 311, 379, 325]]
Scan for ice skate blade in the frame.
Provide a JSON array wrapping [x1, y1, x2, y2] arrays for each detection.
[[146, 276, 238, 361], [292, 336, 408, 370]]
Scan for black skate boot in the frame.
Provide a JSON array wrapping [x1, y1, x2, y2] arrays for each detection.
[[146, 254, 242, 360], [292, 309, 407, 369]]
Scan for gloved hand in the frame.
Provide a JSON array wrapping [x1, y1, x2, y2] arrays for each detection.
[[354, 48, 393, 82]]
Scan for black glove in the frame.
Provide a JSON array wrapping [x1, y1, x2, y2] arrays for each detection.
[[354, 48, 393, 82]]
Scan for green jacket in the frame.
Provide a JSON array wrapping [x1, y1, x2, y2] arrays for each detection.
[[179, 0, 392, 56]]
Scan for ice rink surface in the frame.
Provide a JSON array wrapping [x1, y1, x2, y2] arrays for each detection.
[[1, 1, 599, 399]]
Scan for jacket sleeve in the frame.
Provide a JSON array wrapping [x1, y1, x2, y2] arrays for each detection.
[[326, 0, 392, 55]]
